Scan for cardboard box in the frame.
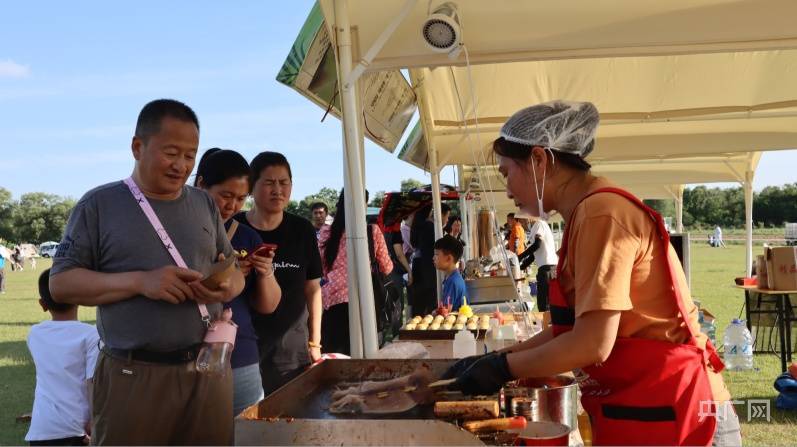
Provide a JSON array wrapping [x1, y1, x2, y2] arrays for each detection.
[[764, 246, 797, 291]]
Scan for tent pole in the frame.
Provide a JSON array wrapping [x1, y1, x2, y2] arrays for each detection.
[[457, 165, 471, 262], [744, 170, 755, 276], [676, 186, 684, 233], [342, 139, 363, 358], [335, 0, 379, 358], [430, 146, 444, 301]]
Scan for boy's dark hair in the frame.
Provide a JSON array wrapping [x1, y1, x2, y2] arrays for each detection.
[[134, 99, 199, 143], [38, 269, 74, 313], [194, 148, 251, 190], [310, 202, 328, 213], [251, 151, 293, 184], [434, 235, 464, 262]]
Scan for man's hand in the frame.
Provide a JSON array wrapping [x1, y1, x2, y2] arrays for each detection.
[[239, 259, 253, 276], [450, 352, 514, 396], [309, 346, 322, 362], [139, 266, 203, 304], [407, 272, 414, 286], [189, 279, 233, 305], [441, 353, 486, 379], [249, 251, 275, 277]]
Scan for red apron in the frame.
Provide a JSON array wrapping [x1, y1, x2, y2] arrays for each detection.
[[549, 187, 724, 446]]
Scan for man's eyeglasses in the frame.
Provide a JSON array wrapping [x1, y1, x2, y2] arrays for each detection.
[[261, 178, 292, 188]]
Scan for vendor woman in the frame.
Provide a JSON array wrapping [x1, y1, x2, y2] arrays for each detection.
[[444, 101, 739, 446]]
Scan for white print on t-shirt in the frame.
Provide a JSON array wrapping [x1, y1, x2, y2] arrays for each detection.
[[273, 261, 300, 270]]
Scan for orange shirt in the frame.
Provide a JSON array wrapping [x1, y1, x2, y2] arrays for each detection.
[[507, 222, 527, 255], [558, 180, 730, 402]]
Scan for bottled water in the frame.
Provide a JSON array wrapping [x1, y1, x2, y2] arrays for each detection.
[[723, 319, 754, 371], [698, 310, 717, 347]]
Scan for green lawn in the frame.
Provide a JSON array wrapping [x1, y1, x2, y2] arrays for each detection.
[[2, 250, 796, 445]]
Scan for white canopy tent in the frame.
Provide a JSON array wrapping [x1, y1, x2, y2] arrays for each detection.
[[307, 0, 797, 357]]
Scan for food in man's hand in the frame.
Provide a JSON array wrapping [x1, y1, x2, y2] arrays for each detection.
[[404, 323, 417, 330]]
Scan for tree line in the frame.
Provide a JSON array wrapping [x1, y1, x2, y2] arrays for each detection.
[[3, 181, 795, 245]]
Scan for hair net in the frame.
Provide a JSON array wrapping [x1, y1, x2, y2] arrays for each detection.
[[499, 100, 600, 158]]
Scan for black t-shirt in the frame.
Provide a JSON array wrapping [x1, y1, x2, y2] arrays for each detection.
[[234, 212, 322, 369], [416, 220, 437, 260], [387, 230, 406, 275]]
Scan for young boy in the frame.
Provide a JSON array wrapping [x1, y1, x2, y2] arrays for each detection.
[[25, 269, 99, 446], [433, 235, 468, 310]]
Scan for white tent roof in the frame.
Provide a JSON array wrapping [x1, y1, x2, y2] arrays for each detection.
[[319, 0, 797, 71]]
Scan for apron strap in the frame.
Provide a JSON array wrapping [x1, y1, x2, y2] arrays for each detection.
[[557, 187, 702, 347], [123, 177, 211, 325]]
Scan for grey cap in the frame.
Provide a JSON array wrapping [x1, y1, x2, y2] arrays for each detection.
[[499, 100, 600, 158]]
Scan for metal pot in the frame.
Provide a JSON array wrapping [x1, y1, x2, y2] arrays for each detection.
[[500, 375, 578, 430]]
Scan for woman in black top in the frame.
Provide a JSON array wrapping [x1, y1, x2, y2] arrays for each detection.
[[409, 203, 450, 316], [233, 152, 323, 396]]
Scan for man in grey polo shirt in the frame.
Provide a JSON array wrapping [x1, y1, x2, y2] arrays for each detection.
[[50, 99, 245, 445]]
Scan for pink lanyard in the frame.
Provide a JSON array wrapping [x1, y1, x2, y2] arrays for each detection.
[[123, 177, 211, 325]]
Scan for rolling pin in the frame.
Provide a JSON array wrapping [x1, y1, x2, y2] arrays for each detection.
[[434, 400, 500, 420], [462, 416, 527, 433]]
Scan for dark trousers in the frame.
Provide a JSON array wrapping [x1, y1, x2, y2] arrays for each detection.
[[30, 436, 86, 446], [321, 302, 351, 356], [536, 265, 553, 312], [411, 260, 437, 316]]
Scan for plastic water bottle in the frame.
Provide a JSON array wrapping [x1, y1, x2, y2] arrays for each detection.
[[453, 329, 477, 358], [698, 310, 717, 347], [723, 319, 754, 371]]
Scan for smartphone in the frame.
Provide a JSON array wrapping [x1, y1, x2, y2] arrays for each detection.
[[246, 243, 278, 259]]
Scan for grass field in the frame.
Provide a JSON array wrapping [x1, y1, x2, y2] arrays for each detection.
[[1, 250, 796, 445]]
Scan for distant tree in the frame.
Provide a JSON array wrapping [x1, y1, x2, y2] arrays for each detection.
[[369, 191, 386, 208], [644, 199, 676, 220], [11, 192, 75, 243], [400, 178, 424, 192], [0, 187, 14, 242]]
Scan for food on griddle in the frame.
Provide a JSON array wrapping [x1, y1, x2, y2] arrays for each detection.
[[433, 315, 445, 323], [456, 315, 468, 325], [329, 394, 367, 414], [417, 323, 429, 330], [411, 316, 422, 324], [434, 401, 500, 420], [442, 322, 453, 330], [404, 323, 417, 330], [430, 322, 441, 330], [376, 392, 390, 399], [463, 416, 527, 434], [445, 315, 457, 324], [467, 322, 478, 330], [479, 321, 490, 330], [454, 323, 465, 330], [422, 315, 434, 324], [467, 316, 479, 325]]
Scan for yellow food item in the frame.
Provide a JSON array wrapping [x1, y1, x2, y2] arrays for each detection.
[[466, 322, 478, 330], [417, 323, 429, 330], [456, 315, 468, 325], [411, 316, 422, 324], [422, 315, 434, 324], [468, 316, 479, 325], [479, 322, 490, 330], [430, 322, 442, 330], [433, 315, 445, 323], [480, 314, 491, 322], [445, 315, 457, 324], [442, 322, 453, 330], [404, 323, 417, 330], [459, 304, 474, 318], [454, 323, 465, 330]]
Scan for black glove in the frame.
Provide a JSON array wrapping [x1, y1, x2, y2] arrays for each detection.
[[450, 351, 514, 396], [441, 354, 486, 380]]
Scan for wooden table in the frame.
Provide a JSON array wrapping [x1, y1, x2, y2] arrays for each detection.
[[736, 285, 797, 372]]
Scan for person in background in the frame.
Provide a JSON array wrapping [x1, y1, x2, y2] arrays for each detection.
[[410, 203, 450, 316], [386, 220, 412, 330], [434, 235, 467, 311], [714, 225, 726, 248], [318, 191, 393, 355], [444, 215, 465, 247], [30, 256, 37, 270], [401, 214, 414, 261], [49, 99, 244, 445], [524, 218, 558, 312], [0, 253, 5, 294], [26, 269, 99, 446], [234, 151, 323, 396], [310, 202, 329, 238], [505, 213, 526, 255], [195, 148, 282, 415]]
